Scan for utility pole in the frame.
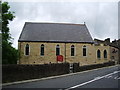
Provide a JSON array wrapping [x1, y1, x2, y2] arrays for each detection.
[[118, 40, 120, 64]]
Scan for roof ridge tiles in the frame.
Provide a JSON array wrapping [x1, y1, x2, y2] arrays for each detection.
[[25, 22, 85, 26]]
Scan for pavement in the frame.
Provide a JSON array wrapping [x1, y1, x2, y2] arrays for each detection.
[[2, 65, 120, 89]]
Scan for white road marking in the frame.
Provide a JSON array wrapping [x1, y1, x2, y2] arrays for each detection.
[[117, 77, 120, 79], [114, 77, 120, 80], [105, 75, 112, 78], [58, 89, 63, 90], [114, 77, 118, 79], [65, 71, 120, 90], [94, 77, 101, 80], [113, 71, 119, 73]]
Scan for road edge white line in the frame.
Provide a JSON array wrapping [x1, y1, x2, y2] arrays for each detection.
[[65, 70, 120, 90]]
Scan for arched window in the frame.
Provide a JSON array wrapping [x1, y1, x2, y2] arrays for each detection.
[[71, 45, 75, 56], [56, 45, 60, 56], [41, 44, 44, 56], [83, 45, 87, 56], [25, 44, 29, 55], [104, 50, 107, 58], [97, 49, 101, 59]]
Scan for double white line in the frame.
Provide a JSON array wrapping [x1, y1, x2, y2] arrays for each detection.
[[65, 70, 120, 90]]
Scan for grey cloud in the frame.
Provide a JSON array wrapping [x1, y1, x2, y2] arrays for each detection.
[[8, 2, 118, 48], [93, 2, 118, 40]]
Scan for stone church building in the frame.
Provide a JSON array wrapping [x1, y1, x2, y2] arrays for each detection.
[[18, 22, 112, 65]]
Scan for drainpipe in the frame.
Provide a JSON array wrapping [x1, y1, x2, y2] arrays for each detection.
[[64, 43, 66, 63]]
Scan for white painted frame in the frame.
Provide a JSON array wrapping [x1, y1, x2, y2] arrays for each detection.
[[70, 45, 76, 57], [40, 44, 45, 56], [24, 44, 30, 56], [56, 44, 61, 56], [96, 49, 101, 60], [82, 45, 87, 57]]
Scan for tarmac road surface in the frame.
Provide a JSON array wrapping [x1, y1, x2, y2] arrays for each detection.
[[2, 65, 120, 90]]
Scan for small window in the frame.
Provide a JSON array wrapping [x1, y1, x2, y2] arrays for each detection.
[[56, 45, 60, 56], [83, 45, 87, 56], [104, 50, 107, 58], [25, 44, 29, 55], [41, 44, 44, 56], [71, 45, 75, 56], [97, 49, 101, 59]]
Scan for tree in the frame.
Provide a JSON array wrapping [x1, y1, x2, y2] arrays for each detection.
[[1, 2, 18, 64]]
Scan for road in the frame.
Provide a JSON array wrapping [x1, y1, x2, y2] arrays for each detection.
[[2, 65, 120, 89]]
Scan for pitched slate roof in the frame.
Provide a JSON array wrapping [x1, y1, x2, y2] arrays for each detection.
[[18, 22, 94, 43]]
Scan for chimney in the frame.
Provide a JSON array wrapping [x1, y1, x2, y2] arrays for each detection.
[[105, 38, 110, 45], [84, 22, 86, 25]]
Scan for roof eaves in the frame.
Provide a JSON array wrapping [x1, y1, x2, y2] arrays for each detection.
[[18, 40, 94, 43]]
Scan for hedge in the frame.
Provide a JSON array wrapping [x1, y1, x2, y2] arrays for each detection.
[[73, 61, 115, 72], [2, 63, 69, 83]]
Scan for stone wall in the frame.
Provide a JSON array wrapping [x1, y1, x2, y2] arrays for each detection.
[[110, 46, 119, 63], [18, 42, 111, 65], [94, 44, 110, 64]]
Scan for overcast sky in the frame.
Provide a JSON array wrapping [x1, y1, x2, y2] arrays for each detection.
[[5, 1, 118, 49]]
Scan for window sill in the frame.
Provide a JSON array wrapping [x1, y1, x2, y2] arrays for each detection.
[[71, 56, 75, 57], [24, 55, 29, 56], [104, 58, 107, 60]]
